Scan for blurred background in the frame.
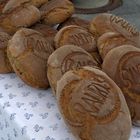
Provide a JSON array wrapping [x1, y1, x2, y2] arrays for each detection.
[[73, 0, 140, 29]]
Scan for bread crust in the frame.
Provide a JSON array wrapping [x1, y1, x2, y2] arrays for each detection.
[[90, 13, 140, 47], [102, 45, 140, 126], [0, 4, 40, 34], [47, 45, 100, 94], [54, 25, 97, 52], [40, 0, 74, 25], [7, 28, 54, 89], [57, 66, 131, 140], [97, 32, 136, 59]]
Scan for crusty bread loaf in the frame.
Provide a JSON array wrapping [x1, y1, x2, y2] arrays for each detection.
[[40, 0, 74, 25], [90, 13, 140, 47], [7, 28, 54, 88], [54, 25, 97, 53], [97, 32, 136, 59], [57, 66, 131, 140], [0, 4, 40, 34], [47, 45, 100, 94], [102, 45, 140, 126]]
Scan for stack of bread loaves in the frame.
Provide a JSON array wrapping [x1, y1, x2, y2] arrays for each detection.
[[0, 0, 139, 140]]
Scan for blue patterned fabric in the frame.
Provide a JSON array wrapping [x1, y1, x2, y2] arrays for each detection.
[[0, 74, 75, 140], [0, 74, 139, 140]]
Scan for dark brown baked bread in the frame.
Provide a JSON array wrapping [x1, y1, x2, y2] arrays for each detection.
[[102, 45, 140, 126], [7, 28, 54, 89], [54, 25, 97, 53], [40, 0, 74, 25], [47, 45, 100, 95], [57, 17, 90, 30], [0, 31, 13, 73], [90, 13, 140, 47], [0, 4, 40, 34], [2, 0, 48, 13], [97, 32, 136, 59], [57, 66, 131, 140]]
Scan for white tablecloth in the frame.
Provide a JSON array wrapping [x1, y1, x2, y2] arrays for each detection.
[[0, 74, 75, 140], [0, 73, 139, 140]]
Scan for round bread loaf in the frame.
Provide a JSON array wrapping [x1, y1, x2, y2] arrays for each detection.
[[47, 45, 100, 95], [0, 4, 40, 34], [40, 0, 74, 25], [90, 13, 140, 47], [57, 17, 90, 30], [97, 32, 136, 59], [54, 25, 97, 52], [7, 28, 54, 89], [0, 31, 13, 73], [2, 0, 48, 13], [102, 45, 140, 126], [57, 66, 131, 140]]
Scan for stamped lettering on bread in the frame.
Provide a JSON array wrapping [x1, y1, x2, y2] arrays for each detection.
[[70, 32, 95, 46], [110, 15, 139, 37], [60, 72, 121, 139], [115, 52, 140, 103], [61, 52, 98, 74], [24, 32, 54, 60], [60, 73, 121, 126]]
